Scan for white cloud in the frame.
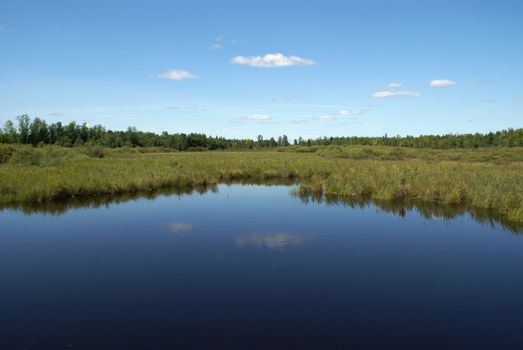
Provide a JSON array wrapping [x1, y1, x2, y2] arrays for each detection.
[[229, 114, 273, 127], [231, 53, 315, 68], [372, 83, 421, 98], [209, 36, 223, 49], [387, 83, 402, 89], [338, 109, 362, 117], [372, 90, 421, 98], [243, 114, 272, 121], [320, 109, 363, 121], [158, 69, 197, 81], [209, 36, 242, 50], [430, 79, 457, 88]]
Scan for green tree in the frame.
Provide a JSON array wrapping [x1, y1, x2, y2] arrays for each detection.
[[17, 114, 31, 144]]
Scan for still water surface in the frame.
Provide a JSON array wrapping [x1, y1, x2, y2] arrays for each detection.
[[1, 184, 522, 349]]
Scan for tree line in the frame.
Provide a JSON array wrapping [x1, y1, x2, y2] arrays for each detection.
[[0, 115, 521, 150]]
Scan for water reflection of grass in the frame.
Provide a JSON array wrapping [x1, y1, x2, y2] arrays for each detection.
[[294, 191, 523, 233], [2, 182, 520, 233], [0, 146, 521, 227]]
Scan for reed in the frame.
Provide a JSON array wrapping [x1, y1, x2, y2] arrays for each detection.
[[0, 144, 521, 226]]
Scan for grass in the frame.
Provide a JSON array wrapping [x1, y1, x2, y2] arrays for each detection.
[[1, 144, 522, 229]]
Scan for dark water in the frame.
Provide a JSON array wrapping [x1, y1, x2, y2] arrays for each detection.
[[1, 184, 522, 350]]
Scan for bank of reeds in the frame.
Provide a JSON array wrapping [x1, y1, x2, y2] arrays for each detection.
[[0, 144, 521, 227]]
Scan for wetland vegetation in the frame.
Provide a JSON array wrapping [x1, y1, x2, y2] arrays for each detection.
[[0, 117, 522, 229]]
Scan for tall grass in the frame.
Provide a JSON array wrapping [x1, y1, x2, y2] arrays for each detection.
[[0, 144, 521, 227]]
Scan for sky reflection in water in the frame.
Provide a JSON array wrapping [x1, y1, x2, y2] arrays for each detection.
[[1, 184, 522, 350]]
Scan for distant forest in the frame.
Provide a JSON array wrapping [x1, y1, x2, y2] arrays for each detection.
[[1, 115, 522, 150]]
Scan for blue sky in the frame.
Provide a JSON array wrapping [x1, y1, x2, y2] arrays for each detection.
[[0, 0, 522, 140]]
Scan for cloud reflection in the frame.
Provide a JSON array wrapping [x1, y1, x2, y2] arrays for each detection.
[[168, 221, 193, 234], [235, 232, 311, 250]]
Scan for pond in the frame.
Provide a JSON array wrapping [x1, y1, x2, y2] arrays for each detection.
[[1, 184, 522, 349]]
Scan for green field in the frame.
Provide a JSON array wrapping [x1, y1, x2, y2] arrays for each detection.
[[0, 144, 522, 229]]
